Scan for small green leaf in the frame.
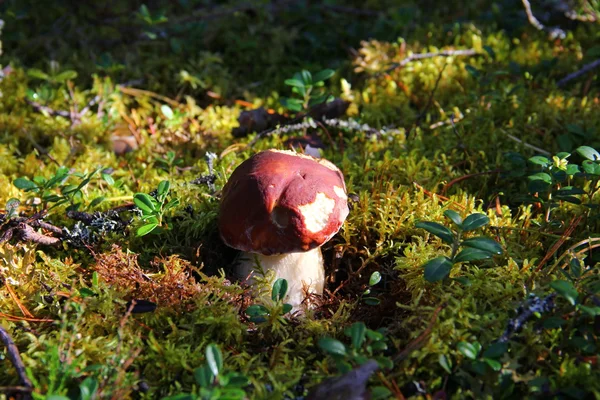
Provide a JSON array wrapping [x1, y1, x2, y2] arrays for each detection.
[[271, 278, 288, 302], [461, 213, 490, 231], [282, 303, 293, 314], [245, 304, 269, 319], [483, 358, 502, 371], [301, 70, 312, 85], [457, 341, 479, 360], [439, 354, 452, 374], [550, 280, 579, 305], [194, 365, 214, 387], [369, 271, 382, 286], [543, 316, 565, 329], [423, 256, 453, 282], [205, 343, 223, 377], [579, 305, 600, 316], [133, 193, 157, 213], [157, 180, 170, 198], [284, 78, 305, 88], [452, 276, 472, 286], [88, 196, 105, 209], [79, 288, 97, 298], [136, 222, 158, 236], [576, 146, 600, 161], [363, 297, 381, 305], [27, 68, 51, 80], [483, 342, 508, 359], [528, 156, 550, 167], [102, 173, 115, 185], [444, 210, 463, 226], [280, 98, 303, 112], [318, 337, 346, 356], [54, 70, 78, 82], [461, 237, 503, 255], [312, 69, 335, 83], [161, 104, 174, 119], [415, 221, 454, 244], [345, 322, 366, 349], [13, 177, 38, 191], [454, 247, 494, 262]]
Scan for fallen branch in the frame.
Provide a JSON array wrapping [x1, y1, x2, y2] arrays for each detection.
[[557, 58, 600, 87], [18, 223, 61, 246], [0, 326, 33, 398]]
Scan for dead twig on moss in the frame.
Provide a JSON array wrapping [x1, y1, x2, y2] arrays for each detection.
[[441, 169, 502, 195], [521, 0, 566, 39], [535, 215, 583, 272], [393, 302, 446, 363], [557, 58, 600, 87], [380, 49, 479, 75], [0, 326, 33, 399], [18, 223, 61, 246], [407, 63, 448, 140]]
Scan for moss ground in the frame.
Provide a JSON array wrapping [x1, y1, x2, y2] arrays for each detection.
[[1, 1, 600, 399]]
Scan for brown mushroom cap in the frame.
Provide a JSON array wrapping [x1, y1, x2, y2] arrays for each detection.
[[219, 149, 349, 255]]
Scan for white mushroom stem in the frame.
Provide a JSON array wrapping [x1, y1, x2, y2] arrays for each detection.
[[235, 247, 325, 309]]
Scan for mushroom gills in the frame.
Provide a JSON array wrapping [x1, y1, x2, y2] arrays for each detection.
[[235, 247, 325, 309]]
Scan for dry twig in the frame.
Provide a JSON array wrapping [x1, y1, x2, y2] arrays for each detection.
[[0, 326, 33, 399], [381, 49, 479, 75], [521, 0, 566, 39], [557, 58, 600, 87]]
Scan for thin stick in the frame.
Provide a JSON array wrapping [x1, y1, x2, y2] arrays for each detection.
[[4, 282, 34, 319], [393, 303, 446, 363], [441, 169, 501, 195], [521, 0, 566, 39], [381, 49, 479, 75], [557, 58, 600, 87], [407, 63, 448, 140], [0, 326, 33, 396], [504, 132, 551, 156], [535, 215, 582, 272]]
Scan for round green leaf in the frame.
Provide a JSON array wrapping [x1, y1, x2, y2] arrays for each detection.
[[528, 156, 550, 167], [423, 256, 453, 282], [457, 341, 479, 360], [550, 280, 579, 305], [312, 69, 335, 83], [576, 146, 600, 161], [136, 222, 158, 236], [13, 177, 38, 191], [439, 354, 452, 374], [461, 237, 503, 255], [271, 278, 288, 301], [454, 248, 493, 262], [157, 180, 170, 198], [484, 358, 502, 371], [483, 342, 508, 359], [415, 221, 454, 244], [284, 78, 305, 88], [460, 213, 490, 231], [318, 337, 347, 356], [369, 271, 382, 286], [205, 343, 223, 377], [161, 104, 174, 120], [444, 210, 463, 226], [346, 322, 366, 349], [133, 193, 157, 213]]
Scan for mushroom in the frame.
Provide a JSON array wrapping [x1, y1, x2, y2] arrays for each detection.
[[218, 149, 349, 308]]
